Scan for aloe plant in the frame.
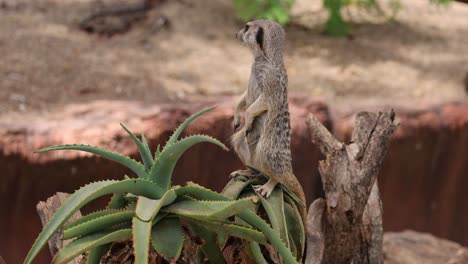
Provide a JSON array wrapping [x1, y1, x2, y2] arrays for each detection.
[[24, 107, 302, 264]]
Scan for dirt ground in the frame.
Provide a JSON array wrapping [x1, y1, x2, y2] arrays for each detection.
[[0, 0, 467, 119]]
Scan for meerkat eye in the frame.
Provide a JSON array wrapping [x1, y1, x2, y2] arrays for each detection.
[[244, 24, 249, 31]]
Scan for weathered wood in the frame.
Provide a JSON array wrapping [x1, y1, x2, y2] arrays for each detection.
[[36, 192, 83, 263], [306, 110, 397, 264]]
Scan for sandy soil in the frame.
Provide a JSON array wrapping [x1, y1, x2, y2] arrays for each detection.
[[0, 0, 467, 118]]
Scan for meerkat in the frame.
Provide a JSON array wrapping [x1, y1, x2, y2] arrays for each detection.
[[231, 20, 306, 217]]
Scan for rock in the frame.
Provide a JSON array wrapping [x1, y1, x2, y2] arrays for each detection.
[[0, 96, 329, 263], [383, 230, 468, 264]]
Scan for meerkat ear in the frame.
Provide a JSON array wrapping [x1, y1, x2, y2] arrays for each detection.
[[256, 27, 264, 50]]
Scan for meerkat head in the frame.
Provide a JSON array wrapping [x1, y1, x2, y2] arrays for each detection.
[[236, 20, 285, 63]]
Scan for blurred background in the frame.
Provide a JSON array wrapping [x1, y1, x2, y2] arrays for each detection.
[[0, 0, 467, 263]]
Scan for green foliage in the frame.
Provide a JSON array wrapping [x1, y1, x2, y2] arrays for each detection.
[[222, 175, 306, 262], [324, 0, 452, 37], [24, 107, 303, 264], [233, 0, 295, 25]]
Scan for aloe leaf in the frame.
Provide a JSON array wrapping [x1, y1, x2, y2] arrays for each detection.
[[64, 209, 124, 230], [120, 123, 153, 172], [165, 106, 216, 148], [86, 244, 109, 264], [107, 192, 129, 209], [176, 182, 229, 201], [196, 220, 266, 245], [222, 177, 258, 200], [141, 133, 152, 160], [238, 210, 298, 264], [149, 135, 228, 189], [36, 144, 147, 178], [151, 217, 184, 262], [260, 187, 289, 249], [154, 144, 161, 160], [24, 179, 163, 264], [64, 211, 134, 239], [189, 222, 226, 264], [249, 242, 268, 264], [288, 232, 298, 261], [133, 217, 151, 264], [163, 198, 256, 221], [135, 188, 177, 222], [284, 196, 305, 259], [175, 183, 297, 263], [52, 229, 132, 264]]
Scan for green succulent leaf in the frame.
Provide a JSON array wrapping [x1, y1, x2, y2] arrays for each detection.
[[260, 186, 289, 249], [151, 217, 184, 262], [163, 198, 257, 221], [221, 176, 258, 200], [36, 144, 147, 178], [188, 223, 226, 264], [64, 209, 123, 231], [63, 211, 134, 239], [141, 133, 153, 159], [196, 220, 266, 245], [85, 245, 110, 264], [120, 123, 154, 172], [165, 106, 216, 148], [133, 217, 151, 264], [237, 210, 298, 264], [284, 196, 305, 259], [107, 192, 129, 209], [248, 242, 268, 264], [52, 229, 132, 264], [135, 188, 178, 222], [149, 135, 228, 190], [154, 144, 161, 160], [176, 182, 229, 201], [24, 179, 163, 264]]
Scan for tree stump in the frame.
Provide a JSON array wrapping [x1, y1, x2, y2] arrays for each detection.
[[36, 192, 83, 264], [305, 111, 397, 264]]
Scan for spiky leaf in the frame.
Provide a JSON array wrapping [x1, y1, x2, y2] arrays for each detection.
[[135, 188, 177, 222], [188, 222, 226, 264], [165, 106, 216, 148], [221, 176, 258, 200], [64, 209, 125, 230], [120, 123, 153, 172], [260, 186, 289, 249], [36, 144, 147, 178], [133, 217, 151, 264], [63, 211, 134, 239], [195, 220, 266, 245], [149, 135, 228, 189], [176, 182, 229, 201], [52, 229, 132, 264], [284, 196, 305, 259], [163, 198, 256, 221], [24, 179, 163, 264], [85, 245, 109, 264], [151, 218, 184, 262]]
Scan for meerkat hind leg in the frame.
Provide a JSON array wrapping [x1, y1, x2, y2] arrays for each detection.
[[253, 178, 278, 198]]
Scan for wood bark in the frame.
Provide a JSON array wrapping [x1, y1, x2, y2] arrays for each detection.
[[305, 111, 397, 264], [36, 192, 83, 264]]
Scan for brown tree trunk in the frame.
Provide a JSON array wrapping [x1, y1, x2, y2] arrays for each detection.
[[36, 192, 83, 264], [306, 111, 397, 264]]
